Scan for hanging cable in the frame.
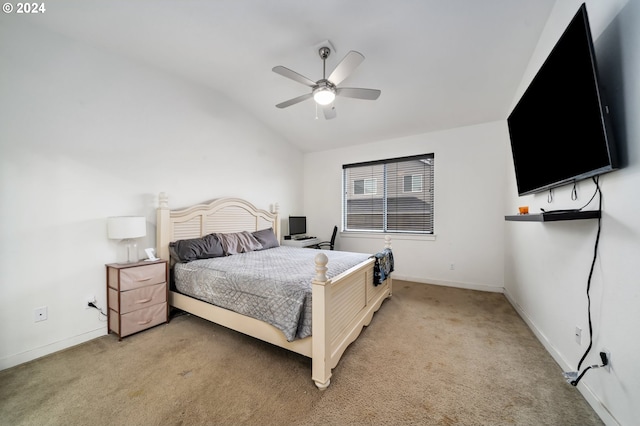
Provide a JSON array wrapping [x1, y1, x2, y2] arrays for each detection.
[[570, 176, 602, 386], [576, 180, 600, 211], [541, 180, 600, 214], [88, 302, 108, 322]]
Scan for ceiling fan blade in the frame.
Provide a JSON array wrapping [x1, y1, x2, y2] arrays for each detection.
[[272, 66, 316, 87], [323, 104, 337, 120], [328, 51, 365, 85], [336, 87, 381, 100], [275, 93, 313, 109]]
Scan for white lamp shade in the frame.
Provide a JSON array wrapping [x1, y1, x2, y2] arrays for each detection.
[[107, 216, 146, 240]]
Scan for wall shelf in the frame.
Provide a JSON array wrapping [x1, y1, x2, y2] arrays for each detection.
[[505, 210, 601, 222]]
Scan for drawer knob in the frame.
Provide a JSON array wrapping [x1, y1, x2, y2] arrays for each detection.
[[136, 277, 153, 282], [137, 319, 152, 325], [135, 298, 152, 305]]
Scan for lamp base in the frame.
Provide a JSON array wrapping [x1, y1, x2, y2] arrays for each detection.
[[123, 239, 139, 263]]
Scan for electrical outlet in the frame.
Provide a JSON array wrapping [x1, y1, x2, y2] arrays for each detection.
[[575, 326, 582, 345], [601, 348, 611, 372], [34, 306, 48, 322], [86, 295, 96, 309], [449, 263, 455, 270]]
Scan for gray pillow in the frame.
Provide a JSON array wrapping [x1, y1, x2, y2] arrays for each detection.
[[252, 228, 279, 250], [216, 231, 263, 255], [169, 233, 224, 262]]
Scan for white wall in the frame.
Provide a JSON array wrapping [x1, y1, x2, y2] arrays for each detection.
[[0, 21, 304, 369], [2, 2, 638, 424], [303, 121, 507, 293], [504, 1, 639, 425]]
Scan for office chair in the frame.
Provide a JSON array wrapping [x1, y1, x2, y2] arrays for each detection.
[[312, 226, 337, 250]]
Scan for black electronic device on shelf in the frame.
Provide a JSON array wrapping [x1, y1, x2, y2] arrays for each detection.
[[507, 3, 619, 197]]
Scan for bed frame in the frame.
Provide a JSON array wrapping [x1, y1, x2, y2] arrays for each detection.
[[156, 193, 392, 389]]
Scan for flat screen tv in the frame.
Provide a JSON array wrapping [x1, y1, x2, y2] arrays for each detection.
[[507, 3, 618, 196], [289, 216, 306, 236]]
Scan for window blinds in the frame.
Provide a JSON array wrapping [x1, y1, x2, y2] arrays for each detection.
[[343, 154, 434, 234]]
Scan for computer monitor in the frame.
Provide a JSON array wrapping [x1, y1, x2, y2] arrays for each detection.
[[289, 216, 306, 236]]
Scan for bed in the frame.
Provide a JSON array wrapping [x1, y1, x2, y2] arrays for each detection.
[[156, 193, 393, 389]]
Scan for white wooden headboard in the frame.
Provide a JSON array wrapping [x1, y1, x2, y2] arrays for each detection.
[[156, 192, 280, 260]]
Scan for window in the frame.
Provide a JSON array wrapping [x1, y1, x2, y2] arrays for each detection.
[[343, 154, 434, 234], [354, 178, 377, 195], [404, 174, 422, 193]]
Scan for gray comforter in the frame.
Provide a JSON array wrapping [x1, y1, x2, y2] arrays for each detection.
[[173, 246, 371, 341]]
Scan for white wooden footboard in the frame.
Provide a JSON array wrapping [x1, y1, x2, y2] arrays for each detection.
[[311, 236, 393, 389]]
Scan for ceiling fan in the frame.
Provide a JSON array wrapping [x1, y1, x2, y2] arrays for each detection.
[[272, 47, 381, 120]]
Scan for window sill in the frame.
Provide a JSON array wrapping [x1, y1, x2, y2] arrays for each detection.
[[340, 231, 436, 242]]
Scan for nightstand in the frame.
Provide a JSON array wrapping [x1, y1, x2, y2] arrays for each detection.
[[106, 259, 169, 340]]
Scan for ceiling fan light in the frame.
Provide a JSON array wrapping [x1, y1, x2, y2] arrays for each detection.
[[313, 88, 335, 105]]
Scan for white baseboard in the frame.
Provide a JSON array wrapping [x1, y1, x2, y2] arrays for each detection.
[[503, 288, 619, 426], [0, 327, 107, 371], [392, 274, 504, 293]]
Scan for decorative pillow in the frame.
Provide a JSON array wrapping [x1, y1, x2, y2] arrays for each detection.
[[169, 233, 224, 262], [252, 228, 279, 250], [217, 231, 263, 255]]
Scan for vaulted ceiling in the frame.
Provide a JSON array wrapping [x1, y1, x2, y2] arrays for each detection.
[[33, 0, 556, 152]]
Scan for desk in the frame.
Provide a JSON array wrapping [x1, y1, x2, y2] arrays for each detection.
[[281, 238, 320, 248]]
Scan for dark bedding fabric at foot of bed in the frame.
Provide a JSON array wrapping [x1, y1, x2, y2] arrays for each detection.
[[372, 248, 394, 286]]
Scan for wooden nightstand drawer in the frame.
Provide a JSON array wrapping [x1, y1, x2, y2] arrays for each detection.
[[108, 282, 167, 314], [109, 262, 166, 291], [109, 303, 167, 337]]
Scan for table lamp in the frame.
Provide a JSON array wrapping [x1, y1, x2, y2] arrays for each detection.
[[107, 216, 146, 263]]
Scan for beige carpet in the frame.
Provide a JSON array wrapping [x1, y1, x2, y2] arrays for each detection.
[[0, 281, 602, 425]]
